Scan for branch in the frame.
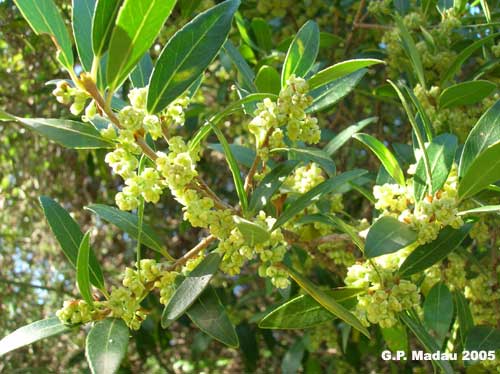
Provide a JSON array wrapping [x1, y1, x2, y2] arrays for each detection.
[[166, 235, 217, 271]]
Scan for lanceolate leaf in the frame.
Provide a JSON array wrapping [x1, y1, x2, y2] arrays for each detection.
[[255, 65, 281, 95], [353, 133, 405, 186], [147, 0, 240, 113], [106, 0, 177, 91], [222, 40, 256, 92], [72, 0, 96, 71], [129, 53, 153, 88], [459, 100, 500, 177], [395, 15, 426, 89], [323, 117, 377, 156], [400, 313, 454, 374], [414, 133, 457, 201], [453, 291, 474, 346], [365, 216, 417, 258], [272, 169, 367, 230], [282, 20, 319, 86], [308, 59, 384, 90], [92, 0, 122, 57], [249, 160, 299, 213], [458, 205, 500, 216], [423, 282, 453, 346], [0, 318, 69, 357], [465, 326, 500, 352], [381, 326, 408, 353], [162, 253, 221, 328], [259, 288, 363, 329], [441, 33, 500, 85], [399, 223, 473, 277], [208, 143, 257, 168], [86, 204, 172, 259], [86, 319, 129, 374], [285, 265, 370, 338], [438, 80, 496, 109], [307, 69, 367, 114], [234, 216, 270, 246], [186, 287, 239, 347], [40, 196, 105, 290], [210, 124, 248, 211], [77, 231, 94, 306], [14, 0, 74, 69], [0, 114, 113, 149], [458, 141, 500, 200]]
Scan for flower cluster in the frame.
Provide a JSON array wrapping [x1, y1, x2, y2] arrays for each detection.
[[217, 212, 289, 288], [373, 165, 463, 245], [52, 81, 92, 116], [345, 249, 420, 328], [57, 259, 180, 330], [100, 88, 190, 211], [413, 84, 498, 141], [248, 75, 320, 149]]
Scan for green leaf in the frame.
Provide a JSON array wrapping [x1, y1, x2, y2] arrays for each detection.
[[453, 291, 474, 346], [77, 231, 94, 306], [365, 216, 417, 258], [162, 253, 221, 328], [106, 0, 176, 91], [458, 141, 500, 200], [424, 282, 453, 346], [0, 318, 69, 357], [86, 318, 129, 374], [92, 0, 121, 57], [404, 85, 433, 141], [255, 65, 281, 95], [353, 133, 405, 186], [465, 326, 500, 352], [129, 53, 153, 88], [394, 15, 426, 89], [459, 100, 500, 177], [234, 216, 270, 246], [272, 147, 336, 177], [208, 143, 257, 168], [441, 33, 500, 85], [272, 169, 367, 230], [438, 80, 496, 109], [222, 40, 256, 92], [72, 0, 96, 71], [285, 266, 370, 338], [250, 18, 272, 52], [458, 205, 500, 216], [381, 325, 408, 353], [249, 160, 299, 213], [147, 0, 240, 113], [210, 124, 248, 211], [186, 287, 239, 348], [307, 69, 367, 114], [323, 117, 377, 155], [282, 20, 319, 86], [388, 80, 432, 189], [414, 133, 457, 201], [85, 204, 171, 259], [2, 114, 113, 149], [259, 288, 363, 329], [40, 196, 105, 290], [308, 59, 384, 90], [0, 109, 16, 121], [281, 339, 305, 374], [398, 223, 473, 277], [479, 0, 491, 23], [400, 313, 454, 374], [14, 0, 74, 69]]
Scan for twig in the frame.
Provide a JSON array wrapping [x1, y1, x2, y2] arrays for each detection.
[[166, 235, 217, 271], [244, 128, 273, 193], [344, 0, 367, 54], [0, 278, 73, 297]]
